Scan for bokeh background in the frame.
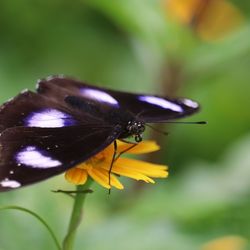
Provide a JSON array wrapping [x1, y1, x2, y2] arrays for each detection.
[[0, 0, 250, 249]]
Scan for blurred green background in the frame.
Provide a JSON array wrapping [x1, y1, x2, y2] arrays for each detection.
[[0, 0, 250, 249]]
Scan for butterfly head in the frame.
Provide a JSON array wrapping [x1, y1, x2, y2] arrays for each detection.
[[127, 120, 145, 142]]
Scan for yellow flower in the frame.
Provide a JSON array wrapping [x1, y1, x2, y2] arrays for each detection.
[[163, 0, 244, 42], [65, 140, 168, 190], [201, 235, 247, 250]]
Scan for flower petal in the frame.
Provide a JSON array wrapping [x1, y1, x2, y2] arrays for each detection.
[[116, 140, 160, 154], [107, 163, 156, 183], [65, 168, 88, 185], [88, 168, 124, 190], [65, 139, 167, 189], [97, 143, 114, 157], [112, 158, 168, 178]]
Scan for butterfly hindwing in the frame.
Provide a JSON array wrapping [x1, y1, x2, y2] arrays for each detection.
[[0, 88, 122, 191], [0, 125, 121, 191], [37, 76, 200, 123]]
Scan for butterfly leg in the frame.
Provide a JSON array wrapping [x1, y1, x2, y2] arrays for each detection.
[[115, 139, 138, 161], [108, 140, 118, 193], [108, 140, 138, 193]]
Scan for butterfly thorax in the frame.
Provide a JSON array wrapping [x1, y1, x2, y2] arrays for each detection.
[[103, 108, 145, 142]]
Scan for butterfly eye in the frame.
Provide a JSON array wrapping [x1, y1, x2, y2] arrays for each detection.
[[126, 121, 145, 137], [137, 122, 145, 133], [25, 109, 76, 128], [138, 96, 183, 112]]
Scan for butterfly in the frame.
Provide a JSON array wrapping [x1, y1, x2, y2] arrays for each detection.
[[0, 76, 200, 191]]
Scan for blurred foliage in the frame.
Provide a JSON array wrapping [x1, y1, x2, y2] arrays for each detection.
[[165, 0, 244, 41], [0, 0, 250, 249]]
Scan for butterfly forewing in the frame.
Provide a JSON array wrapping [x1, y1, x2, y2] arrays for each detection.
[[0, 90, 84, 133], [37, 76, 199, 123]]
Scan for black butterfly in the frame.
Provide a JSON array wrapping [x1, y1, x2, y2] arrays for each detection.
[[0, 76, 200, 191]]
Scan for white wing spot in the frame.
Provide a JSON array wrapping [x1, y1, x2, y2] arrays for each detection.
[[138, 96, 183, 112], [25, 109, 75, 128], [16, 146, 62, 169], [182, 99, 199, 108], [0, 179, 21, 188], [81, 88, 119, 106]]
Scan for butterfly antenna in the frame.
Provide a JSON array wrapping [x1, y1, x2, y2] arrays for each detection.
[[163, 121, 207, 124], [146, 121, 206, 135], [146, 124, 169, 136]]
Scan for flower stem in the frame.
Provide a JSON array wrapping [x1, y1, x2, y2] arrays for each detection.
[[62, 183, 91, 250]]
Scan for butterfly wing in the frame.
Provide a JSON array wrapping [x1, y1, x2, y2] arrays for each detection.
[[0, 90, 83, 132], [0, 125, 120, 191], [37, 76, 200, 123], [0, 90, 121, 191]]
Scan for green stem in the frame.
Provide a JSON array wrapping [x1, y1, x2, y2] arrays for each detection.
[[62, 183, 91, 250]]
